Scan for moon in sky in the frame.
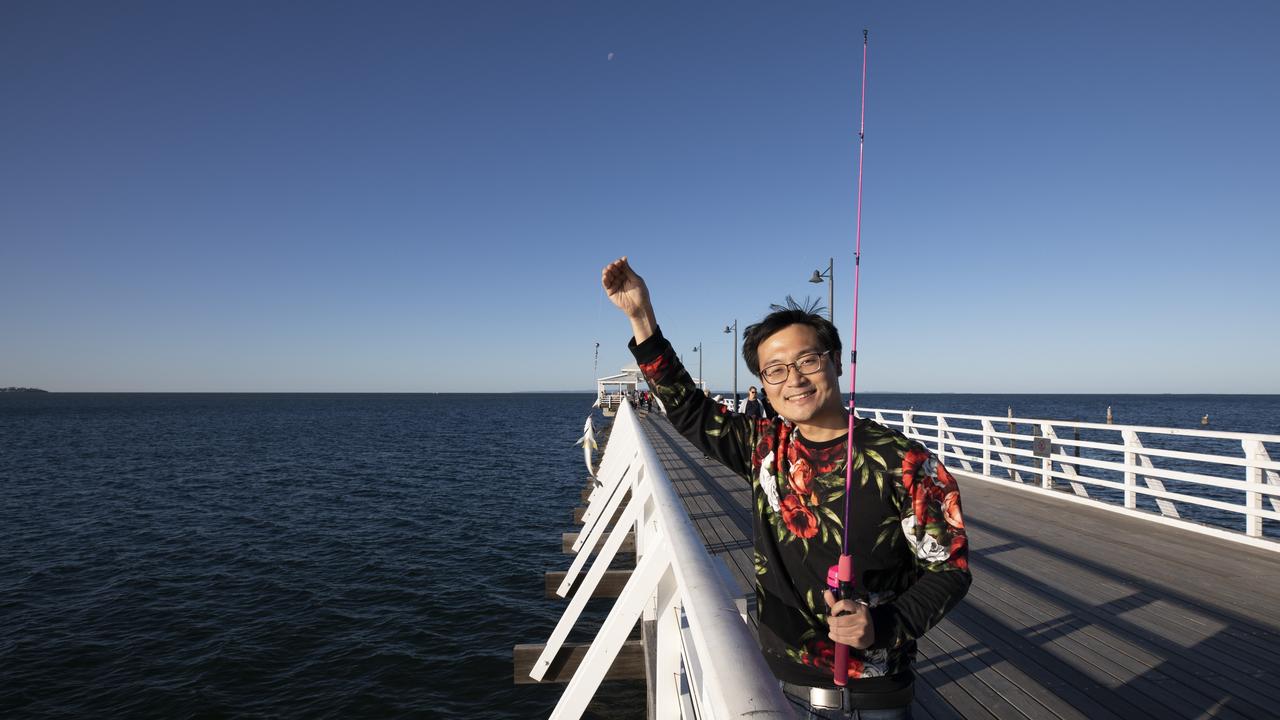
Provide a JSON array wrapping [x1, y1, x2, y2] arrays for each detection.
[[607, 52, 615, 61]]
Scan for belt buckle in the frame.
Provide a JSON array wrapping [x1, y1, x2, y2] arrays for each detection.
[[808, 686, 845, 710]]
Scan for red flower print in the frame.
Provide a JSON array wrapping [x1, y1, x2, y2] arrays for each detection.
[[902, 447, 929, 476], [810, 443, 844, 476], [942, 491, 964, 529], [801, 640, 864, 678], [949, 533, 969, 572], [638, 355, 669, 378], [901, 448, 928, 496], [780, 495, 819, 539], [936, 462, 958, 489], [753, 439, 774, 468], [788, 458, 814, 496], [846, 656, 865, 679]]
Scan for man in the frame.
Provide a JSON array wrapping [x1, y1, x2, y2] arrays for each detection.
[[601, 257, 970, 718], [742, 386, 767, 420]]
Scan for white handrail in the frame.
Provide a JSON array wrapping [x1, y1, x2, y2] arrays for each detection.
[[861, 407, 1280, 551], [539, 400, 790, 719]]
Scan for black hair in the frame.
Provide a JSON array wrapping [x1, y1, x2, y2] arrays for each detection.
[[742, 305, 843, 379]]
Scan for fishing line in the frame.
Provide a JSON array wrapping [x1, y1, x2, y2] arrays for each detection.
[[834, 27, 868, 687], [594, 268, 607, 393]]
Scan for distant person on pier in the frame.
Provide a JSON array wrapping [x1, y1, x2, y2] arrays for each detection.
[[742, 386, 768, 420], [602, 257, 970, 718]]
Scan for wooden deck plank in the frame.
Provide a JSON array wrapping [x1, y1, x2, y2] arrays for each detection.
[[912, 677, 962, 720], [923, 620, 1071, 720], [916, 633, 1028, 720], [971, 552, 1279, 715], [967, 515, 1280, 674], [965, 576, 1230, 719], [953, 470, 1280, 628], [960, 481, 1280, 715], [938, 605, 1125, 720], [631, 413, 1280, 719], [936, 607, 1116, 717], [913, 637, 1000, 720]]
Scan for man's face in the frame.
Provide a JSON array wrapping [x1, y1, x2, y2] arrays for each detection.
[[748, 388, 757, 399], [756, 324, 841, 426]]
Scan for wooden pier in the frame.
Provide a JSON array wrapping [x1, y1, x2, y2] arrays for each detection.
[[639, 410, 1280, 719]]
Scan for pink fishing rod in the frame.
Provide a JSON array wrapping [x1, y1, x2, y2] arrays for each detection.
[[834, 27, 868, 688]]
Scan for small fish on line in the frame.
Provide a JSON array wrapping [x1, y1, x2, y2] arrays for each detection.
[[575, 415, 598, 477]]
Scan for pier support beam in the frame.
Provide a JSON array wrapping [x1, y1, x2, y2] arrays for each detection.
[[512, 641, 645, 684], [545, 569, 632, 599], [563, 532, 634, 554]]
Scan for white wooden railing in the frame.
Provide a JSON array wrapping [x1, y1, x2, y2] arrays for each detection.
[[861, 407, 1280, 552], [535, 400, 789, 719]]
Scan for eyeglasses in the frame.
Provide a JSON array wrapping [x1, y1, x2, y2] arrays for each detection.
[[760, 351, 829, 385]]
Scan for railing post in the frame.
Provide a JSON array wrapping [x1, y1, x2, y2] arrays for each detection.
[[1122, 429, 1140, 510], [1244, 439, 1264, 537], [653, 557, 682, 715], [903, 410, 914, 439], [981, 419, 992, 477], [936, 415, 947, 460], [642, 497, 661, 623], [1040, 422, 1054, 490]]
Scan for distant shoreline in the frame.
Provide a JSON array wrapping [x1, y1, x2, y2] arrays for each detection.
[[0, 387, 48, 393]]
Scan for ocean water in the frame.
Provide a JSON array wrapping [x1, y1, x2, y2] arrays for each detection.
[[1, 393, 638, 719], [2, 392, 1277, 718]]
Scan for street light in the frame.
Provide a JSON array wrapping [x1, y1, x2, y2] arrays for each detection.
[[809, 257, 834, 323], [723, 320, 738, 411], [691, 342, 703, 393]]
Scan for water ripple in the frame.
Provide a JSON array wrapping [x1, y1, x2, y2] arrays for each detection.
[[1, 393, 641, 718]]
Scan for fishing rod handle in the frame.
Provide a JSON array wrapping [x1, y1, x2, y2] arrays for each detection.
[[832, 554, 855, 686]]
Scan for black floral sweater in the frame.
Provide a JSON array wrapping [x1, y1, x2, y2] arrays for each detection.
[[631, 327, 971, 694]]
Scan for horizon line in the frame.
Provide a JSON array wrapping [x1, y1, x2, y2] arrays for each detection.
[[7, 390, 1280, 396]]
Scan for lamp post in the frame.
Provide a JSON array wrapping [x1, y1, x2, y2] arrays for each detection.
[[809, 257, 834, 323], [692, 342, 703, 392], [723, 320, 738, 411]]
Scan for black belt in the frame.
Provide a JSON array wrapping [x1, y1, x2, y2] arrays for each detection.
[[781, 680, 914, 711]]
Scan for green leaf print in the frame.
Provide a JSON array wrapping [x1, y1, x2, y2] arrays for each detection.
[[819, 505, 843, 529], [707, 414, 726, 438], [873, 521, 900, 554], [870, 432, 898, 446], [864, 448, 887, 469], [818, 470, 845, 489]]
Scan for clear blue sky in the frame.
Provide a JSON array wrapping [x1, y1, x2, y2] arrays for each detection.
[[2, 1, 1276, 393]]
